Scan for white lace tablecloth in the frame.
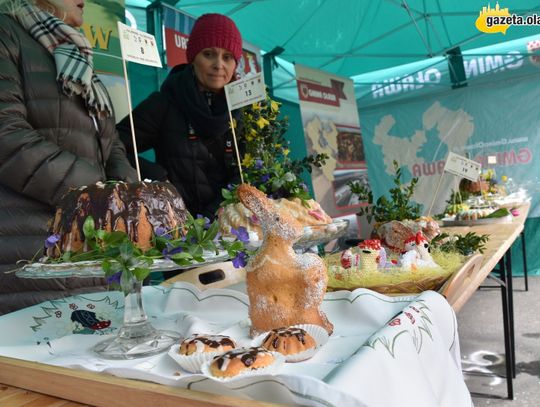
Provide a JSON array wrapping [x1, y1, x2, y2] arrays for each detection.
[[0, 283, 472, 407]]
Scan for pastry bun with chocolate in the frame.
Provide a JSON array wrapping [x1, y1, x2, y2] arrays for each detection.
[[179, 334, 236, 356], [261, 327, 316, 355], [209, 347, 275, 378]]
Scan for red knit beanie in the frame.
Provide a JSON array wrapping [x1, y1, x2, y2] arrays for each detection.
[[186, 14, 243, 63]]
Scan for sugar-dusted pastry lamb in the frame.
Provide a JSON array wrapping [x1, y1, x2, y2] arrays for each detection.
[[237, 184, 333, 337]]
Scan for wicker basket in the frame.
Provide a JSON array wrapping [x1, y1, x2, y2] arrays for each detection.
[[327, 274, 451, 294], [325, 250, 464, 295]]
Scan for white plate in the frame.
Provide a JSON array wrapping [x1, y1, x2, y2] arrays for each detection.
[[442, 214, 513, 226], [16, 251, 230, 279]]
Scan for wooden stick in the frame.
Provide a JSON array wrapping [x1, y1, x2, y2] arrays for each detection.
[[228, 110, 244, 184], [427, 171, 445, 217], [121, 58, 141, 182]]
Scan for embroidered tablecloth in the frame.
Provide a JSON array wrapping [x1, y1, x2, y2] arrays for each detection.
[[0, 283, 472, 406]]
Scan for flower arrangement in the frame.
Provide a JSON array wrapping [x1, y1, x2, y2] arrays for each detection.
[[221, 94, 328, 205], [348, 160, 422, 223], [43, 214, 249, 294]]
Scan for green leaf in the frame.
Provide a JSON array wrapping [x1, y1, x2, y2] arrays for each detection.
[[102, 259, 112, 274], [95, 229, 107, 241], [133, 267, 150, 281], [82, 216, 96, 239], [104, 231, 130, 245], [204, 220, 220, 242]]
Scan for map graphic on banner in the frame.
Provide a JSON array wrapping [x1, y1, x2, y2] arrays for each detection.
[[362, 93, 538, 217], [295, 64, 368, 237]]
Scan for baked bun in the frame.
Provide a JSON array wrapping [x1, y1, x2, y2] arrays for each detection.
[[179, 334, 236, 356], [209, 347, 274, 378], [261, 327, 316, 355]]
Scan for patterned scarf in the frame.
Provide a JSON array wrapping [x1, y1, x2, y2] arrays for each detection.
[[14, 2, 113, 118]]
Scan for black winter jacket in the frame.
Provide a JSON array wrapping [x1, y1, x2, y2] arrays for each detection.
[[117, 64, 243, 217], [0, 15, 137, 315]]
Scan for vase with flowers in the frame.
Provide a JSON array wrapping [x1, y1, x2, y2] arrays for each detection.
[[222, 94, 328, 204]]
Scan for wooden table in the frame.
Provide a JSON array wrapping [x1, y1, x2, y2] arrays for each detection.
[[440, 202, 530, 400], [0, 356, 279, 407], [0, 204, 529, 406], [440, 202, 529, 312]]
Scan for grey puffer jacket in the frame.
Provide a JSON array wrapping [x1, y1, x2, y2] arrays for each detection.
[[0, 15, 137, 315]]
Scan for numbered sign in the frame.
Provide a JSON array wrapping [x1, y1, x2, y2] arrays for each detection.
[[117, 22, 162, 68], [443, 152, 482, 181], [225, 72, 266, 111]]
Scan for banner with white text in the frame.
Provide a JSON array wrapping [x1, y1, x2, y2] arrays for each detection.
[[359, 67, 540, 217]]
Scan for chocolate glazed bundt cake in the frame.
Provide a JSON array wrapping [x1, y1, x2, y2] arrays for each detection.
[[47, 181, 189, 257]]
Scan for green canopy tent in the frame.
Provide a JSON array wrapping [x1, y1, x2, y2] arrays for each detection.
[[161, 1, 540, 89], [124, 0, 540, 275], [127, 0, 540, 83]]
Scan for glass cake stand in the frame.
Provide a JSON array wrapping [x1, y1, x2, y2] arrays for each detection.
[[244, 219, 350, 252], [17, 251, 229, 359]]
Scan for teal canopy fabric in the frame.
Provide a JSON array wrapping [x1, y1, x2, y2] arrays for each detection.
[[151, 0, 540, 77]]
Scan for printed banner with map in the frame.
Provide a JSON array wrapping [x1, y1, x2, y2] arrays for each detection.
[[357, 35, 540, 217], [295, 64, 368, 238]]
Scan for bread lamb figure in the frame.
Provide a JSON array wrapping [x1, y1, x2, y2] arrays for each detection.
[[237, 184, 333, 337]]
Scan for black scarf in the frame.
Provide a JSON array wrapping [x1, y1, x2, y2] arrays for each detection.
[[163, 64, 240, 140]]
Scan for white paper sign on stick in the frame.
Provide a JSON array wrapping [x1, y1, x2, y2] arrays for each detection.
[[117, 22, 162, 68], [443, 151, 482, 181], [225, 72, 266, 111]]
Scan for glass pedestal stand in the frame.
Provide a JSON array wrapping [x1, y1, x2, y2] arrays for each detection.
[[93, 278, 179, 360]]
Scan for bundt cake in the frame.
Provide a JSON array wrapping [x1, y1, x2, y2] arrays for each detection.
[[47, 181, 188, 257]]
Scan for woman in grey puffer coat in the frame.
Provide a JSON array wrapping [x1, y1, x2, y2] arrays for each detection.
[[0, 0, 137, 315]]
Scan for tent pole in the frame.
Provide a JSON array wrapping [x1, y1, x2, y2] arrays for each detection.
[[263, 46, 284, 98]]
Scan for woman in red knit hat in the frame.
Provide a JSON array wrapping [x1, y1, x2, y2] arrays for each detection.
[[117, 13, 244, 218]]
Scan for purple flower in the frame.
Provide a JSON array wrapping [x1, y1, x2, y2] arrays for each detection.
[[255, 159, 264, 169], [106, 271, 122, 285], [227, 183, 234, 191], [196, 214, 211, 230], [45, 234, 60, 249], [231, 226, 250, 243], [213, 231, 222, 242], [155, 226, 171, 239], [162, 245, 183, 259], [300, 182, 308, 192], [260, 173, 271, 183], [232, 251, 248, 268]]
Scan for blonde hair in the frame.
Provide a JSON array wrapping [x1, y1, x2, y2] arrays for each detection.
[[0, 0, 66, 18]]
